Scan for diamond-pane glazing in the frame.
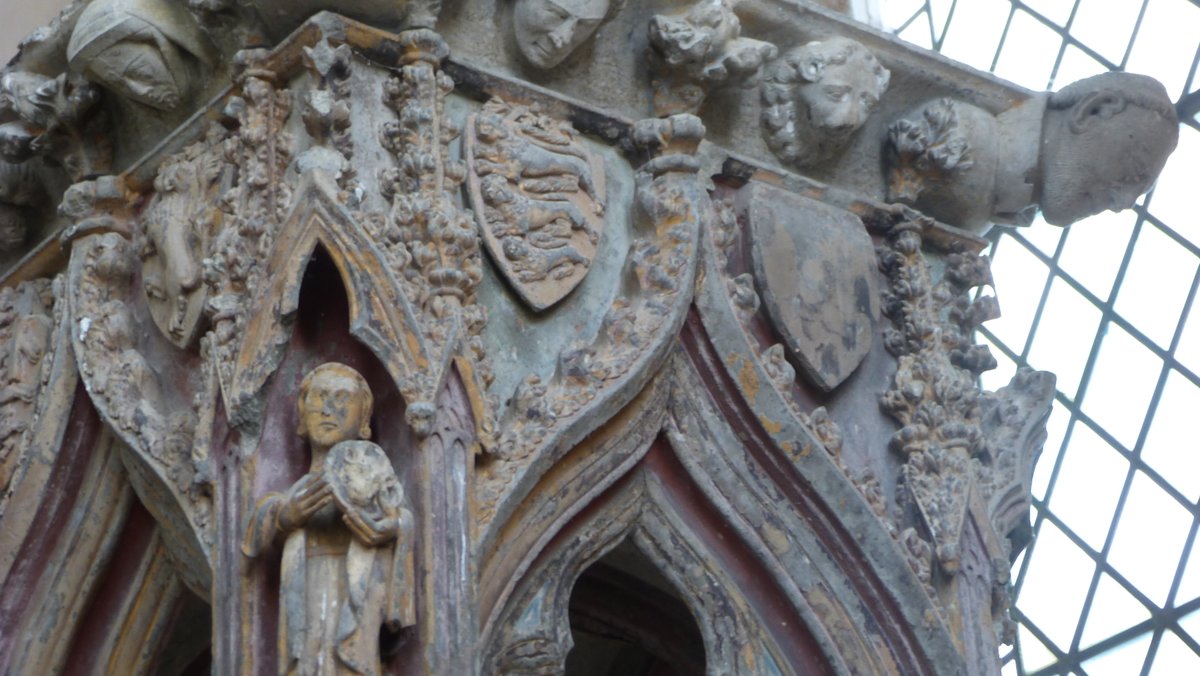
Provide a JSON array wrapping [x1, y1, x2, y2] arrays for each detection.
[[882, 1, 1200, 672]]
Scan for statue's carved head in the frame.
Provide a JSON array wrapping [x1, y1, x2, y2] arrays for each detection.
[[297, 363, 374, 448], [762, 36, 890, 166], [1039, 72, 1179, 226], [67, 0, 213, 111], [513, 0, 622, 70]]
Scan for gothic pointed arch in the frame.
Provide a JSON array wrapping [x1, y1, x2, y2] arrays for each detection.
[[226, 170, 433, 427]]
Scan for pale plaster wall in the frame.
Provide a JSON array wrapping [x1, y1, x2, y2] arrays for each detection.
[[2, 1, 70, 64]]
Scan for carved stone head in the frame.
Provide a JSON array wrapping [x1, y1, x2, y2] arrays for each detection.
[[648, 2, 740, 69], [1038, 72, 1178, 226], [762, 36, 890, 166], [67, 0, 213, 111], [513, 0, 621, 70], [296, 363, 374, 449]]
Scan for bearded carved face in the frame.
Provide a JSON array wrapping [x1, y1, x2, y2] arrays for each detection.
[[514, 0, 612, 69]]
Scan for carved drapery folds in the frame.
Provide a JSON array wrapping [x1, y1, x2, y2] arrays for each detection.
[[0, 3, 1168, 674]]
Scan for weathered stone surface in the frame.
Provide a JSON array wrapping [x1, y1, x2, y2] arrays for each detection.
[[887, 72, 1178, 231], [747, 182, 878, 391], [466, 98, 607, 311], [0, 4, 1173, 675], [761, 36, 889, 167]]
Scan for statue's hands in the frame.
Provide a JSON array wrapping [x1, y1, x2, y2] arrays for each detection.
[[343, 507, 399, 547], [278, 472, 332, 533]]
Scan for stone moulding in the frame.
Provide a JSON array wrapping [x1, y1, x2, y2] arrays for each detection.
[[0, 6, 1069, 675]]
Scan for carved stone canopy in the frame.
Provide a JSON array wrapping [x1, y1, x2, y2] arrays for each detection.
[[0, 2, 1166, 674]]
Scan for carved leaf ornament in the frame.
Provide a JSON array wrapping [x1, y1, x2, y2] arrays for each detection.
[[0, 7, 1074, 675]]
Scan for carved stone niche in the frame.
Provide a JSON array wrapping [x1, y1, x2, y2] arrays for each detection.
[[0, 3, 1179, 675]]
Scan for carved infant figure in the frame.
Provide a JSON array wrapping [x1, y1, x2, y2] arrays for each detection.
[[886, 72, 1179, 230], [513, 0, 622, 70], [243, 363, 415, 676], [761, 36, 890, 166]]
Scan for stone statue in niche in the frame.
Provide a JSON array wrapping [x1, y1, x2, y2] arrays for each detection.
[[466, 98, 606, 311], [761, 36, 890, 167], [67, 0, 214, 111], [243, 363, 415, 676], [886, 72, 1179, 231], [646, 0, 777, 116], [512, 0, 624, 70]]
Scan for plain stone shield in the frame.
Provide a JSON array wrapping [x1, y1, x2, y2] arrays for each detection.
[[748, 183, 880, 391]]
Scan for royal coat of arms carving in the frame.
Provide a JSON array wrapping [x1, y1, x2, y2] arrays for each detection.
[[466, 99, 607, 311]]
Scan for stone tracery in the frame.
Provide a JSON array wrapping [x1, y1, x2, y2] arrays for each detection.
[[0, 2, 1179, 674]]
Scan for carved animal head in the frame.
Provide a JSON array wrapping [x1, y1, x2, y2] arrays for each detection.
[[761, 37, 890, 166]]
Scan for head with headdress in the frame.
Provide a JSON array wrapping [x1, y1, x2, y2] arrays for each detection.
[[67, 0, 213, 110]]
